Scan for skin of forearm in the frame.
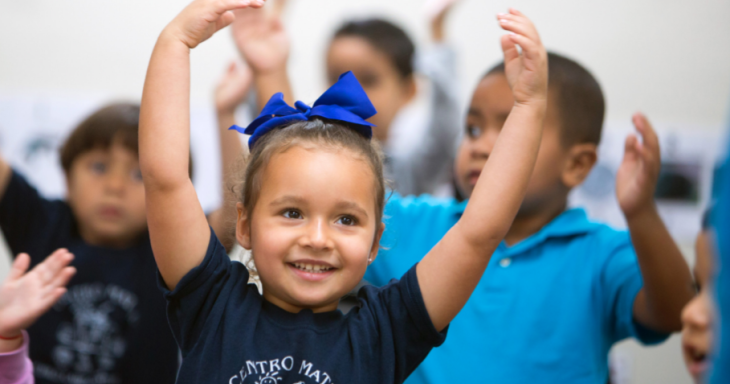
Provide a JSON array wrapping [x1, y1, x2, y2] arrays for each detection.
[[210, 110, 246, 251], [458, 103, 545, 248], [139, 33, 193, 190], [628, 204, 695, 332]]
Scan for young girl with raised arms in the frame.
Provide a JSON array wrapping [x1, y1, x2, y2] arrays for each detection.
[[139, 0, 547, 382]]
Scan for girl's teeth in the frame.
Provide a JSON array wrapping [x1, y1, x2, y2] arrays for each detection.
[[293, 263, 331, 273]]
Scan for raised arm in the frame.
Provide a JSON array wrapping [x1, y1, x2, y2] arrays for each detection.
[[231, 7, 293, 112], [139, 0, 265, 290], [616, 113, 694, 332], [416, 9, 548, 332], [208, 62, 253, 251]]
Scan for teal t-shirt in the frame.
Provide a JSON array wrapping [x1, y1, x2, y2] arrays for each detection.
[[365, 194, 668, 384]]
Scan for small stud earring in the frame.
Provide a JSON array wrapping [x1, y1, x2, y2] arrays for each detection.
[[367, 258, 372, 264]]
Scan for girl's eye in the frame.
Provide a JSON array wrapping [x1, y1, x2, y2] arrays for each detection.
[[466, 125, 482, 139], [337, 216, 357, 226], [283, 210, 303, 220], [90, 161, 107, 174]]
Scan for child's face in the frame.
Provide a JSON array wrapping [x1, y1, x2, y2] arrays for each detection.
[[66, 143, 147, 248], [454, 73, 569, 213], [326, 36, 416, 143], [681, 230, 716, 383], [238, 145, 383, 313]]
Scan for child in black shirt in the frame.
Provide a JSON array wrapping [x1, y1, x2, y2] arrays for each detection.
[[139, 1, 547, 383]]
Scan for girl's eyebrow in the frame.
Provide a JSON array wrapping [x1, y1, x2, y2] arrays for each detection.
[[333, 201, 369, 218], [269, 195, 307, 206]]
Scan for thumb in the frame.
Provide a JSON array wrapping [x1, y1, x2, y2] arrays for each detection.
[[8, 253, 31, 281]]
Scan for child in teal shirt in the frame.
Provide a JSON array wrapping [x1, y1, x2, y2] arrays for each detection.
[[365, 52, 695, 384]]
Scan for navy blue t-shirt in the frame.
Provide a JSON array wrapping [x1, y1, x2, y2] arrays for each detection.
[[160, 228, 446, 384], [0, 170, 179, 384]]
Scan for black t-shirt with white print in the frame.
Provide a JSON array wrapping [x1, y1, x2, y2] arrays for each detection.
[[161, 228, 447, 384], [0, 170, 179, 384]]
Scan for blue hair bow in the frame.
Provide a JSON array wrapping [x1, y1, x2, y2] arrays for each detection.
[[229, 71, 377, 149]]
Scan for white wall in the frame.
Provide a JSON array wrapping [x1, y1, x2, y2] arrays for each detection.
[[1, 1, 729, 383]]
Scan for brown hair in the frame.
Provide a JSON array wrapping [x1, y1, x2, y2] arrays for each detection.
[[60, 103, 193, 177], [485, 51, 606, 147], [239, 118, 386, 226]]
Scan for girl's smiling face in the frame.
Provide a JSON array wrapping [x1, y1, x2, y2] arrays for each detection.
[[236, 144, 383, 313]]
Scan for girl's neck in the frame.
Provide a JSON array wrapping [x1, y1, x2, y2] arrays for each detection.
[[263, 291, 340, 314]]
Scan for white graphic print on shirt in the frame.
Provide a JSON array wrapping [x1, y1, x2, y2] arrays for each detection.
[[228, 356, 334, 384], [34, 283, 139, 384]]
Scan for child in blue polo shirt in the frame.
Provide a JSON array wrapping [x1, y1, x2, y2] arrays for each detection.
[[364, 52, 695, 384]]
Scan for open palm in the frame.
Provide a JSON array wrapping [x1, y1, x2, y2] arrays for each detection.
[[616, 113, 661, 218], [497, 9, 548, 107], [232, 7, 290, 73], [0, 249, 76, 337]]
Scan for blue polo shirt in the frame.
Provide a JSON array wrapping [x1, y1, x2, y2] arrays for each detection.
[[365, 194, 669, 384]]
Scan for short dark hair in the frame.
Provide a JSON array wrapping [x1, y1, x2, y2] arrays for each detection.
[[333, 18, 415, 79], [485, 52, 605, 147], [60, 103, 193, 177]]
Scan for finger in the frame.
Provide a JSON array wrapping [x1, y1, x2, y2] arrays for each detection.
[[40, 249, 74, 279], [507, 33, 541, 67], [632, 112, 660, 154], [213, 0, 263, 15], [623, 134, 641, 161], [497, 11, 539, 42], [215, 10, 236, 32], [8, 253, 31, 281], [38, 287, 68, 313], [33, 249, 72, 285], [48, 266, 76, 291], [500, 34, 520, 64]]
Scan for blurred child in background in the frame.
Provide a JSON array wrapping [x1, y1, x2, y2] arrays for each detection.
[[0, 104, 180, 383], [681, 210, 717, 383], [363, 52, 696, 384], [0, 249, 76, 384], [232, 0, 462, 196], [0, 103, 234, 383]]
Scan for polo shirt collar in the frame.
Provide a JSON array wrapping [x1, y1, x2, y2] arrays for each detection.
[[498, 208, 601, 256]]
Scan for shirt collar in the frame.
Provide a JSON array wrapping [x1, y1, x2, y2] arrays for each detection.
[[500, 208, 602, 255], [453, 203, 601, 255]]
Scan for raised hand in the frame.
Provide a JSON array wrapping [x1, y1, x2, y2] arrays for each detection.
[[164, 0, 266, 49], [425, 0, 460, 42], [215, 61, 254, 114], [0, 249, 76, 339], [616, 113, 661, 219], [231, 7, 290, 74], [496, 9, 548, 107]]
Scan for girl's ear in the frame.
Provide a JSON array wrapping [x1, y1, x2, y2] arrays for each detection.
[[368, 222, 385, 264], [236, 202, 252, 250]]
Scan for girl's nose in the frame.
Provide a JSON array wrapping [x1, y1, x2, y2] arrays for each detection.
[[301, 218, 333, 251]]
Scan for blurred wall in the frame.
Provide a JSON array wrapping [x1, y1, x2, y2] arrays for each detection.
[[1, 1, 729, 383]]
